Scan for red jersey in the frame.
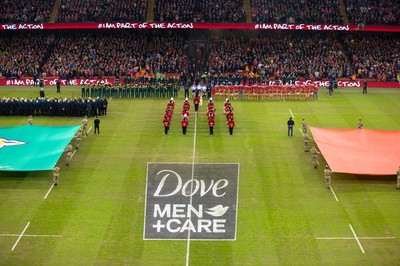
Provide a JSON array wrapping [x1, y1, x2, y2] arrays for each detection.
[[208, 119, 215, 127], [227, 119, 235, 128], [181, 119, 189, 127], [193, 96, 200, 105], [183, 101, 190, 110], [163, 118, 170, 127]]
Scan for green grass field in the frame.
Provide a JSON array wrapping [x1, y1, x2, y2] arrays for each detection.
[[0, 85, 399, 265]]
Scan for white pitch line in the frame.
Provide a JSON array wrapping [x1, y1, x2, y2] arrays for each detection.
[[71, 149, 77, 160], [298, 128, 304, 136], [330, 187, 339, 202], [87, 126, 93, 134], [44, 184, 54, 199], [11, 221, 30, 251], [289, 109, 294, 118], [186, 112, 198, 266], [316, 236, 396, 240], [0, 234, 61, 238], [349, 224, 365, 254]]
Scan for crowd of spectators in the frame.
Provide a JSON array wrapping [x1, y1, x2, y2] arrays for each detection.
[[1, 30, 398, 83], [208, 32, 248, 74], [57, 0, 148, 22], [207, 31, 350, 82], [154, 0, 246, 22], [1, 0, 399, 25], [41, 30, 188, 79], [345, 0, 398, 25], [0, 0, 54, 23], [251, 0, 344, 24], [343, 32, 399, 81], [0, 32, 54, 79]]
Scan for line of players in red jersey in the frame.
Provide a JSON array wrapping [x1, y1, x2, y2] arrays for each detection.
[[181, 97, 190, 135], [163, 97, 234, 135], [162, 97, 175, 135], [224, 98, 235, 135], [206, 98, 215, 135]]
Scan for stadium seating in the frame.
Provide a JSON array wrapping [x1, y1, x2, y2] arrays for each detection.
[[344, 0, 398, 25], [0, 0, 54, 23], [153, 0, 246, 22], [250, 0, 344, 24], [57, 0, 148, 22]]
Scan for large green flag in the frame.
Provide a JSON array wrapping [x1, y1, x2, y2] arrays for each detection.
[[0, 125, 81, 171]]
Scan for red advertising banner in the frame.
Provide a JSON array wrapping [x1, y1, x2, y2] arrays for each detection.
[[0, 78, 399, 88], [0, 22, 399, 32]]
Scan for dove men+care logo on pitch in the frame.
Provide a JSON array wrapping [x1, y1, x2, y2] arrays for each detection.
[[144, 163, 239, 240]]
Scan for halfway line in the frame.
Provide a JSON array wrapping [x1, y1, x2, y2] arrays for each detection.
[[186, 112, 198, 266], [349, 224, 365, 253], [11, 221, 30, 251], [87, 126, 93, 134]]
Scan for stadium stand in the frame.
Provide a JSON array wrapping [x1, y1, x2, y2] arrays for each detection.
[[0, 1, 398, 85], [208, 31, 350, 82], [0, 30, 188, 79], [0, 31, 54, 78], [342, 32, 399, 81], [344, 0, 399, 25], [0, 0, 54, 23], [57, 0, 148, 22], [153, 0, 246, 22], [250, 0, 344, 24]]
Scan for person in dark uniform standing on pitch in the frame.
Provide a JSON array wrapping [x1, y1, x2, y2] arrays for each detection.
[[363, 80, 368, 94], [287, 117, 295, 136], [94, 116, 100, 134], [39, 87, 45, 98], [56, 79, 61, 93], [184, 82, 190, 99]]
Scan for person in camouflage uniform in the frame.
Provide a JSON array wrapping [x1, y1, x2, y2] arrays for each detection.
[[311, 146, 321, 168], [53, 165, 60, 186], [65, 143, 73, 166], [75, 128, 82, 149], [304, 133, 310, 152], [81, 115, 88, 137], [324, 165, 332, 189]]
